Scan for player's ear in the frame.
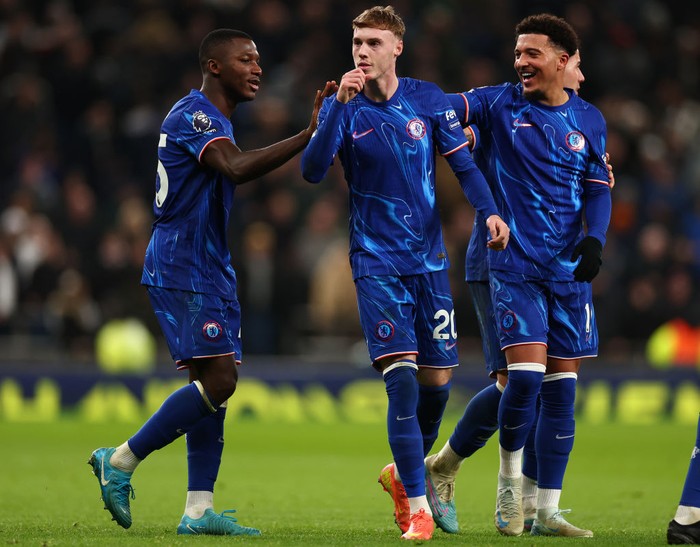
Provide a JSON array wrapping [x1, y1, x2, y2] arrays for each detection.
[[207, 58, 221, 76], [394, 39, 403, 57], [557, 52, 569, 71]]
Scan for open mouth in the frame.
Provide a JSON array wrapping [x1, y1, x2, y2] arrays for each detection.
[[520, 71, 535, 84], [248, 79, 260, 92]]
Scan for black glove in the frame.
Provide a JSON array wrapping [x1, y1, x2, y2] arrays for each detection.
[[571, 236, 603, 282]]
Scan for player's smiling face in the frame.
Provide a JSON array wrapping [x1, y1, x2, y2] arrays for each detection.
[[352, 26, 403, 82], [215, 38, 262, 102], [514, 33, 568, 102]]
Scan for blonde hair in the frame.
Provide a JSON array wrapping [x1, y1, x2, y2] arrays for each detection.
[[352, 5, 405, 39]]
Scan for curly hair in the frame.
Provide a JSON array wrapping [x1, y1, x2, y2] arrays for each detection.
[[515, 14, 579, 56]]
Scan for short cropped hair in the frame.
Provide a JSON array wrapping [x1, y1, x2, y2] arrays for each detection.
[[199, 28, 253, 72], [352, 5, 405, 39], [515, 14, 579, 56]]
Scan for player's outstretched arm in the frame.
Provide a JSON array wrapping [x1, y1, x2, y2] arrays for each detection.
[[485, 215, 509, 251], [202, 81, 336, 184], [307, 80, 338, 134]]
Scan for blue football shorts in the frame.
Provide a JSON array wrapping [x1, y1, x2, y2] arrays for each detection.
[[146, 286, 242, 369], [468, 280, 507, 377], [489, 270, 598, 359], [354, 270, 459, 369]]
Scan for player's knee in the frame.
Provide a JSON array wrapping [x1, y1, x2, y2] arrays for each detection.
[[200, 366, 238, 405], [417, 366, 452, 386]]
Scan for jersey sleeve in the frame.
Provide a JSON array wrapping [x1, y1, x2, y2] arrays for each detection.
[[583, 112, 612, 245], [301, 96, 344, 183], [174, 107, 232, 163], [426, 86, 498, 219], [584, 113, 611, 186], [447, 92, 469, 126], [462, 84, 512, 132], [431, 86, 470, 157]]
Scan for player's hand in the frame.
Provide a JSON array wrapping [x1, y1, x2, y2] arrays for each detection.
[[571, 236, 603, 282], [336, 68, 366, 104], [605, 152, 615, 189], [307, 80, 338, 134], [485, 214, 509, 251]]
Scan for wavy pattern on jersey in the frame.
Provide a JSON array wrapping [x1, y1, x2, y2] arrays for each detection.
[[358, 274, 457, 362], [341, 80, 450, 279], [550, 282, 597, 351], [141, 90, 237, 298], [466, 84, 607, 281], [490, 273, 537, 339]]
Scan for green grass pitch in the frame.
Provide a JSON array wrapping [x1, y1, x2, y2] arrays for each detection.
[[0, 416, 692, 545]]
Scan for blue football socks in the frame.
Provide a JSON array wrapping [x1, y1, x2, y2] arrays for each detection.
[[417, 382, 451, 456], [679, 415, 700, 509], [498, 364, 544, 452], [187, 403, 227, 492], [536, 374, 576, 489], [384, 364, 424, 498], [449, 382, 501, 458], [129, 382, 215, 460], [522, 395, 540, 480]]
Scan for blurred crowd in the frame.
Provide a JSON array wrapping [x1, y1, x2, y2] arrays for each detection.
[[0, 0, 699, 366]]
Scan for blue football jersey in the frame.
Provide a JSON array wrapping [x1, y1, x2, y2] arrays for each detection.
[[466, 213, 490, 282], [451, 83, 610, 281], [305, 77, 492, 279], [462, 126, 491, 282], [141, 89, 238, 298]]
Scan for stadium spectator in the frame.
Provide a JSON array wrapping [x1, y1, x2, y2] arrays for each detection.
[[87, 28, 333, 536], [301, 5, 508, 540]]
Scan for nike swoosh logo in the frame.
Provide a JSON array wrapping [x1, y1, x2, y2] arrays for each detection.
[[503, 423, 528, 430], [217, 436, 225, 443], [445, 342, 457, 350], [352, 128, 374, 140], [100, 457, 110, 486], [176, 429, 186, 436], [396, 415, 415, 421], [513, 118, 533, 128], [555, 433, 575, 439], [187, 524, 203, 534]]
